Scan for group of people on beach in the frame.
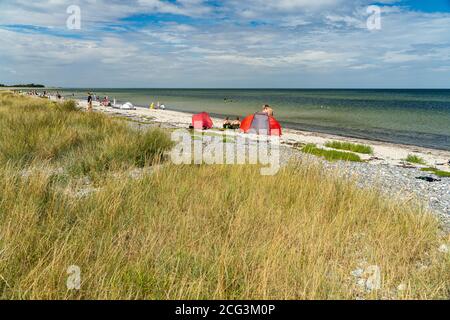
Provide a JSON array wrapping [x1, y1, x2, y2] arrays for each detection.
[[222, 104, 274, 130], [87, 93, 114, 110], [223, 117, 241, 129], [26, 90, 65, 101], [85, 92, 167, 112], [26, 90, 41, 97], [101, 96, 111, 107], [87, 93, 114, 112]]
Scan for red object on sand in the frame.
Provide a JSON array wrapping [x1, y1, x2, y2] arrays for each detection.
[[240, 112, 282, 136], [192, 112, 214, 129]]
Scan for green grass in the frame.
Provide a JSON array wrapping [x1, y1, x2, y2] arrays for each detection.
[[421, 167, 450, 178], [405, 154, 426, 165], [325, 141, 373, 154], [1, 162, 449, 300], [302, 144, 362, 162]]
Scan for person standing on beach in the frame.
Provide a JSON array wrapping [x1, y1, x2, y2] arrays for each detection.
[[262, 104, 274, 117], [87, 93, 93, 112]]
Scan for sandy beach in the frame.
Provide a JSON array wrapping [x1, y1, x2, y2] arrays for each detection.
[[74, 98, 450, 169]]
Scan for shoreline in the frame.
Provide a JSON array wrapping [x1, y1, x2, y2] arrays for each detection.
[[16, 87, 450, 152], [73, 98, 450, 171]]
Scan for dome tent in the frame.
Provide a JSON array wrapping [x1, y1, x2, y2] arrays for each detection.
[[240, 112, 282, 136], [121, 102, 135, 110], [192, 112, 213, 130]]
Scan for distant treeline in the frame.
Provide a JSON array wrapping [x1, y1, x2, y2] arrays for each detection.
[[0, 83, 45, 88]]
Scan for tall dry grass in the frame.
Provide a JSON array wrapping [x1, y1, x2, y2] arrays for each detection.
[[0, 92, 173, 177], [0, 92, 449, 300]]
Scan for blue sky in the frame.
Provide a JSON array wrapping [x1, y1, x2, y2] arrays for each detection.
[[0, 0, 449, 88]]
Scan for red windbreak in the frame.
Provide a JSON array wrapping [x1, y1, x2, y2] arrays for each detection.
[[240, 113, 282, 136], [192, 112, 213, 129]]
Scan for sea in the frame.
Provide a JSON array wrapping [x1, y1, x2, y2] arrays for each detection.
[[45, 89, 450, 151]]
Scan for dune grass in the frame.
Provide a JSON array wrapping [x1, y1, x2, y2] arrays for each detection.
[[302, 144, 362, 162], [1, 162, 449, 300], [421, 167, 450, 178], [0, 92, 173, 177], [0, 92, 449, 300], [405, 154, 426, 165], [325, 141, 374, 155]]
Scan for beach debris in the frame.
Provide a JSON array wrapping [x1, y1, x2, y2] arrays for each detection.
[[283, 140, 304, 149], [399, 163, 417, 169], [438, 244, 449, 254], [415, 176, 441, 183], [351, 265, 382, 292]]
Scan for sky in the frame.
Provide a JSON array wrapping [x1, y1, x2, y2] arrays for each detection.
[[0, 0, 449, 88]]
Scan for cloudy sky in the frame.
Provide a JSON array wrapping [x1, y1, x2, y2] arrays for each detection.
[[0, 0, 449, 88]]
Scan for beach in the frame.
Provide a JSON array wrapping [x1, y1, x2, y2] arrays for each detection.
[[75, 97, 450, 166], [41, 88, 450, 150]]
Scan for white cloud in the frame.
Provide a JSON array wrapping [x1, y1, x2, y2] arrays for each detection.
[[0, 1, 450, 87]]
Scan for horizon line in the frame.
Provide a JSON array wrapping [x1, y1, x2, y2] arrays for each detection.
[[16, 87, 450, 90]]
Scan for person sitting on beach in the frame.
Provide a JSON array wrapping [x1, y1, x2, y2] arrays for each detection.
[[223, 117, 232, 129], [262, 104, 274, 117], [231, 117, 241, 129], [160, 103, 166, 110], [101, 96, 110, 107]]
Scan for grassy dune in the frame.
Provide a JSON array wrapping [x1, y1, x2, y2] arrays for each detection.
[[0, 92, 449, 300], [0, 92, 172, 177]]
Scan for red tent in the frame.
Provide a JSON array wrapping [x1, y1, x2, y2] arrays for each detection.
[[240, 112, 282, 136], [192, 112, 213, 130]]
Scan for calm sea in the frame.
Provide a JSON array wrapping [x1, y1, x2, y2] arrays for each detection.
[[50, 89, 450, 151]]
